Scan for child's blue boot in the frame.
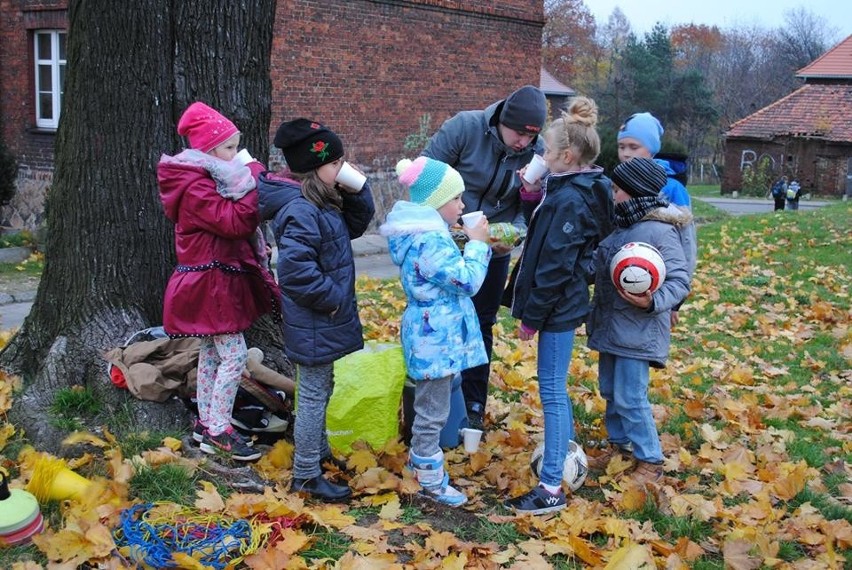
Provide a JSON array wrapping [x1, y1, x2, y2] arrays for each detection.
[[408, 451, 467, 507]]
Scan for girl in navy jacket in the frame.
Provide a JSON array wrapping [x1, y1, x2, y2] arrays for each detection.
[[258, 119, 374, 502]]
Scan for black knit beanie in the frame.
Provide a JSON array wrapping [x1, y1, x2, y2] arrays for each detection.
[[273, 118, 344, 173], [499, 85, 547, 134], [611, 158, 668, 198]]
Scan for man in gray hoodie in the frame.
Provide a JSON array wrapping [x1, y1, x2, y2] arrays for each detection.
[[422, 85, 547, 430]]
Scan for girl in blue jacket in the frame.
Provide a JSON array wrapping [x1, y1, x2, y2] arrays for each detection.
[[258, 119, 374, 502], [503, 96, 614, 515], [380, 157, 491, 507]]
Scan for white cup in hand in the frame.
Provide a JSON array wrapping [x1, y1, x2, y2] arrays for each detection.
[[461, 210, 485, 228], [235, 148, 254, 166], [522, 154, 547, 183], [335, 161, 367, 191]]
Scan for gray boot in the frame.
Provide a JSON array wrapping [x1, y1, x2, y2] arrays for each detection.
[[409, 450, 467, 507]]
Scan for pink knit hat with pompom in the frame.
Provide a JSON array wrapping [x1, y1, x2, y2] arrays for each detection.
[[177, 102, 239, 153]]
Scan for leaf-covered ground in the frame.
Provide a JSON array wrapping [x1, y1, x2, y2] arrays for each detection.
[[1, 203, 850, 569]]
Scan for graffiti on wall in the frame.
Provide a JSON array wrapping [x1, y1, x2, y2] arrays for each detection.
[[739, 150, 782, 172]]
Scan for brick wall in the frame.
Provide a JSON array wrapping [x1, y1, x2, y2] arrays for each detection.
[[0, 0, 66, 228], [722, 138, 850, 196], [271, 0, 543, 171], [0, 0, 544, 230]]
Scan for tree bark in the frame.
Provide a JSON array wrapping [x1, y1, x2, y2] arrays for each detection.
[[0, 0, 280, 454]]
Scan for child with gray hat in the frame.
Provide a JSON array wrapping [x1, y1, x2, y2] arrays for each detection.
[[585, 158, 692, 486]]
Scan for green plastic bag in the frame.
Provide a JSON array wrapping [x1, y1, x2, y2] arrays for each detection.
[[327, 341, 406, 453]]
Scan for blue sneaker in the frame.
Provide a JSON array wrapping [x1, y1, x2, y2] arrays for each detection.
[[505, 485, 566, 515], [409, 451, 467, 507]]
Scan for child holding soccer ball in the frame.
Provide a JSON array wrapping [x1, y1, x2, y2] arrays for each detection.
[[585, 158, 691, 485]]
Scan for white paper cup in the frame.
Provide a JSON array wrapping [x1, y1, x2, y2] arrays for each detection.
[[235, 148, 254, 166], [461, 211, 484, 228], [460, 428, 483, 453], [335, 161, 367, 191], [522, 154, 547, 183]]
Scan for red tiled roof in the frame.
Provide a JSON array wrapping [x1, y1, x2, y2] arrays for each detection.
[[725, 83, 852, 143], [797, 34, 852, 79], [540, 68, 574, 96]]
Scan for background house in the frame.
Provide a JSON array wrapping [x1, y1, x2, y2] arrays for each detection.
[[0, 0, 544, 231], [722, 34, 852, 197], [540, 67, 575, 120]]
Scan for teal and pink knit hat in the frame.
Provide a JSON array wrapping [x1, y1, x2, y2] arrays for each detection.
[[396, 157, 464, 209]]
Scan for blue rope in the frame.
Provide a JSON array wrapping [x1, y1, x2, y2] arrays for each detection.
[[114, 503, 252, 570]]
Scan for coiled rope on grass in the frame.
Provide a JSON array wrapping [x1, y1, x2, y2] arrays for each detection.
[[114, 503, 262, 569]]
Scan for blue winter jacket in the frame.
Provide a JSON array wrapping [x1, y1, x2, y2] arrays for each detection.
[[586, 205, 692, 368], [258, 173, 375, 366], [422, 99, 544, 254], [380, 201, 491, 381], [506, 168, 614, 332]]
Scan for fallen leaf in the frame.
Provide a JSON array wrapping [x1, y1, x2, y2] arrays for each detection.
[[195, 480, 225, 512]]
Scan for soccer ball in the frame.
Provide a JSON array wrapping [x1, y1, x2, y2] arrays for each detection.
[[610, 242, 666, 295], [529, 440, 589, 492]]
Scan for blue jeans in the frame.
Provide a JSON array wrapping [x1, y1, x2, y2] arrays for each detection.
[[537, 330, 576, 487], [597, 353, 663, 463]]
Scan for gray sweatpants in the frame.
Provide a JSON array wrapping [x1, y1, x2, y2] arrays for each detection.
[[293, 362, 334, 480], [410, 375, 453, 457]]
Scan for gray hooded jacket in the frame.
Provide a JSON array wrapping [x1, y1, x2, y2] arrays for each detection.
[[586, 205, 692, 368], [422, 99, 544, 249]]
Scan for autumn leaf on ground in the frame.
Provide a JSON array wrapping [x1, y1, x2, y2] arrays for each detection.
[[349, 447, 378, 472], [0, 422, 16, 451], [306, 504, 356, 529], [62, 431, 109, 448], [770, 461, 809, 501], [171, 552, 216, 569], [604, 542, 655, 569], [722, 539, 761, 570], [378, 496, 402, 521], [425, 530, 460, 556], [195, 480, 225, 512]]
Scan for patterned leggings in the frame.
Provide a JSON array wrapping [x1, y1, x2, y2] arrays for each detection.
[[196, 333, 247, 436]]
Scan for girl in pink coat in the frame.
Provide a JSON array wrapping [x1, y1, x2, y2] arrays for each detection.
[[157, 102, 279, 461]]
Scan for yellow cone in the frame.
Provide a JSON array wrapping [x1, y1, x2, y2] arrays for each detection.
[[25, 454, 92, 503]]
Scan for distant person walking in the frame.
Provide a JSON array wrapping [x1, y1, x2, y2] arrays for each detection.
[[786, 179, 802, 211], [770, 176, 788, 211]]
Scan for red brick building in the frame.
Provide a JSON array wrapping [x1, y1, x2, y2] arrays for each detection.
[[0, 0, 544, 230], [722, 35, 852, 197]]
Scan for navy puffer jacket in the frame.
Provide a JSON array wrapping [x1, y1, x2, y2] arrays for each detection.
[[258, 172, 375, 366]]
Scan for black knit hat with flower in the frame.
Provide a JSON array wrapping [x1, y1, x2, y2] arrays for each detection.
[[273, 118, 344, 173]]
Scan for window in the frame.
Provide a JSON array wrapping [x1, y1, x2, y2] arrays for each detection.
[[34, 30, 66, 129]]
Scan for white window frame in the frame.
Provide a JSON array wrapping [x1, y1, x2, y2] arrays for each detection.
[[34, 30, 66, 130]]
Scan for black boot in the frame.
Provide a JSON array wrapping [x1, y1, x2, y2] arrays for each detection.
[[291, 475, 351, 502], [321, 454, 348, 473]]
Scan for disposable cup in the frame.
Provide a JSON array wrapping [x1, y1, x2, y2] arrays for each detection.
[[522, 154, 548, 183], [235, 149, 254, 166], [460, 428, 483, 453], [335, 161, 367, 191], [461, 211, 484, 228]]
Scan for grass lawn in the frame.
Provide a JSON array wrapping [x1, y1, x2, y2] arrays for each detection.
[[1, 200, 850, 568]]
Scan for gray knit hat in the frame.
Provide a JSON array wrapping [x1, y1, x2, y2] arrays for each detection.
[[611, 158, 667, 198]]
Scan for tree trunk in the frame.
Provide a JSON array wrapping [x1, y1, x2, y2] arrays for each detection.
[[0, 0, 279, 454]]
